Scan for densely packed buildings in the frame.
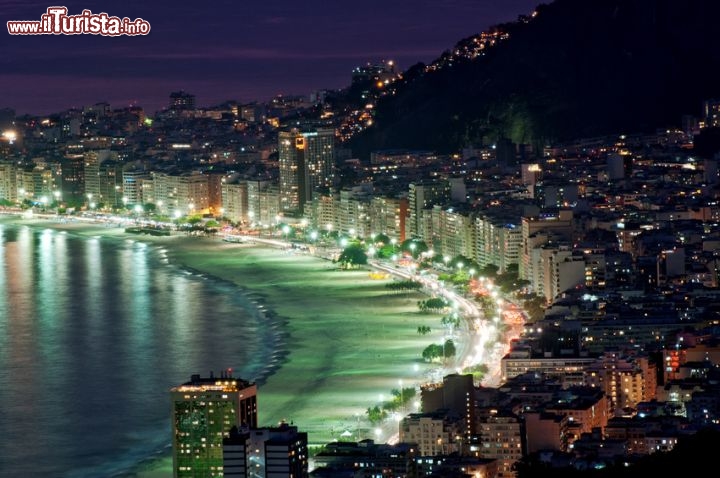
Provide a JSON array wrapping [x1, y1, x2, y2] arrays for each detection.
[[4, 88, 720, 477]]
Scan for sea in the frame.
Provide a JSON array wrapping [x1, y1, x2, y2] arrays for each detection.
[[0, 223, 280, 477]]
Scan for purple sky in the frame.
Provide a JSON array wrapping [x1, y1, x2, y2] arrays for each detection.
[[1, 0, 541, 115]]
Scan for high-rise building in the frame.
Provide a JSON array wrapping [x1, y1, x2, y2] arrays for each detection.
[[152, 171, 210, 216], [703, 98, 720, 128], [0, 161, 16, 202], [519, 209, 574, 286], [407, 180, 451, 240], [83, 149, 116, 203], [421, 374, 475, 441], [223, 422, 309, 478], [170, 90, 196, 111], [370, 195, 408, 242], [221, 180, 249, 224], [247, 180, 280, 226], [278, 127, 335, 215], [476, 409, 523, 478], [121, 167, 148, 209], [399, 411, 464, 457], [61, 154, 85, 205], [171, 372, 258, 478], [523, 411, 570, 454]]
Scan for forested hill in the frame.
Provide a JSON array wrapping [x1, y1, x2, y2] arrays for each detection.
[[348, 0, 720, 159]]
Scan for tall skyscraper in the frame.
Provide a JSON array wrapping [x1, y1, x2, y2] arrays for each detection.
[[171, 372, 258, 478], [278, 127, 335, 215]]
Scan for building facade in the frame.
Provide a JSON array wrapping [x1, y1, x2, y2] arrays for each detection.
[[170, 372, 258, 478], [278, 127, 334, 215]]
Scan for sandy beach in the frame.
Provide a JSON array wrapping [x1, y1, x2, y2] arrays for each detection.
[[4, 216, 450, 477]]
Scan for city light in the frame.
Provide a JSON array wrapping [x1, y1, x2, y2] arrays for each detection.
[[1, 130, 17, 144]]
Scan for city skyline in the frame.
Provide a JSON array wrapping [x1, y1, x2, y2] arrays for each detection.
[[0, 0, 541, 115], [5, 1, 720, 476]]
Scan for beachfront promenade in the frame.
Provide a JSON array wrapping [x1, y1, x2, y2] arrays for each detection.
[[1, 213, 522, 476], [247, 233, 512, 389], [0, 210, 518, 391]]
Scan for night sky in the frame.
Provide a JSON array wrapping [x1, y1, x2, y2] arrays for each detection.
[[1, 0, 540, 115]]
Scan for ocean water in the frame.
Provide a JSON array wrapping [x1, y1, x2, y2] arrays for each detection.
[[0, 224, 280, 477]]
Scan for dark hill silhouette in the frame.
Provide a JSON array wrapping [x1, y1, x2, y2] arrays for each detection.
[[349, 0, 720, 159]]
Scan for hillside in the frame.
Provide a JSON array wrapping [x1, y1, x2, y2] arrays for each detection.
[[348, 0, 720, 159]]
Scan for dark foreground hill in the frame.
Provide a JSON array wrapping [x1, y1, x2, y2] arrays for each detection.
[[349, 0, 720, 158]]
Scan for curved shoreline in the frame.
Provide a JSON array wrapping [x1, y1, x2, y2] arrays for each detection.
[[165, 261, 291, 387], [3, 217, 449, 477]]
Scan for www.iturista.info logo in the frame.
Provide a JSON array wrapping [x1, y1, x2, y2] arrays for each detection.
[[7, 6, 151, 36]]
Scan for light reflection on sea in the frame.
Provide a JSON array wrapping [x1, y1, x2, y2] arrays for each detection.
[[0, 224, 279, 477]]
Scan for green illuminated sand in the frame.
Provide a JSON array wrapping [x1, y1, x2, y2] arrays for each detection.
[[8, 218, 448, 477], [162, 240, 442, 441]]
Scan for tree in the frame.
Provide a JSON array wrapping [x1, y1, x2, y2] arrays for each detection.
[[386, 280, 422, 293], [338, 244, 368, 269], [451, 255, 478, 272], [417, 325, 431, 335], [465, 363, 489, 381], [391, 387, 416, 408], [441, 313, 461, 330], [443, 339, 456, 359], [476, 295, 496, 318], [366, 405, 387, 424], [422, 344, 444, 362], [187, 215, 203, 225], [523, 295, 547, 322], [376, 243, 397, 259], [418, 297, 449, 313], [479, 264, 499, 278], [374, 233, 390, 245]]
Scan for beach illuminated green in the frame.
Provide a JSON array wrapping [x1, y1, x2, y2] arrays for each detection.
[[9, 218, 449, 477], [161, 239, 443, 441]]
